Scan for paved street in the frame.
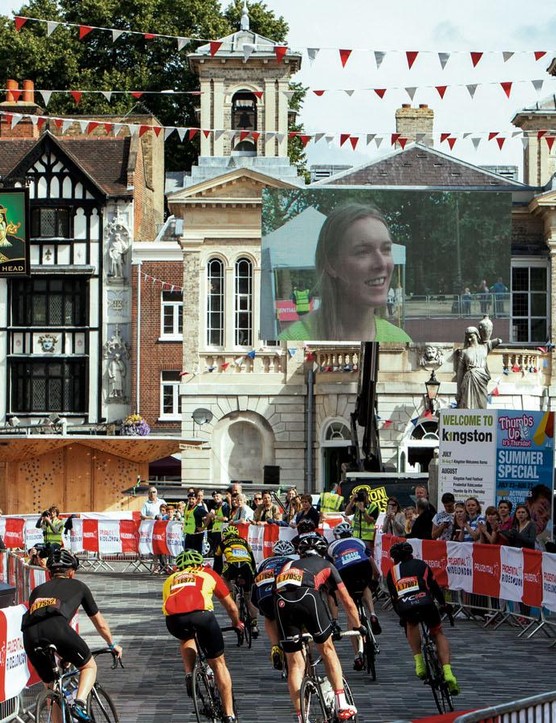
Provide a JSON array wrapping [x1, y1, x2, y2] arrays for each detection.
[[40, 568, 556, 722]]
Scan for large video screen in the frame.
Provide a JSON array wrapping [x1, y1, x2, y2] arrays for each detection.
[[260, 188, 512, 344]]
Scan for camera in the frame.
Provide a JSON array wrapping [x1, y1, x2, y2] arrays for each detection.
[[41, 510, 50, 518], [356, 491, 367, 503]]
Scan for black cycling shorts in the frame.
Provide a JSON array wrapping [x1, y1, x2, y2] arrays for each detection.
[[399, 603, 442, 634], [165, 610, 224, 660], [23, 616, 92, 683], [256, 593, 276, 621], [275, 588, 333, 653], [339, 561, 373, 598], [223, 563, 254, 591]]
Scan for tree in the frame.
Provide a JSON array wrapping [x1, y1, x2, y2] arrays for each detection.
[[0, 0, 307, 173]]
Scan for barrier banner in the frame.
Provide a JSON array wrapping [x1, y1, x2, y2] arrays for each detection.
[[83, 519, 99, 553], [0, 604, 29, 703], [472, 543, 500, 598], [139, 520, 155, 556], [97, 520, 124, 555], [499, 546, 524, 602], [68, 519, 84, 553], [422, 539, 448, 588], [165, 521, 183, 558], [542, 552, 556, 611], [246, 525, 266, 562], [446, 542, 474, 592], [523, 548, 543, 609], [152, 521, 169, 556], [23, 519, 44, 549], [0, 517, 25, 549]]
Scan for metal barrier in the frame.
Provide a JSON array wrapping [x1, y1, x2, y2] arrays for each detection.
[[454, 690, 556, 722]]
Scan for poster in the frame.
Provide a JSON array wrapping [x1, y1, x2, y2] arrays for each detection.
[[0, 189, 29, 276]]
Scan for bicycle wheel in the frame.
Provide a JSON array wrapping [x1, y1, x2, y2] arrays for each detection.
[[299, 677, 333, 723], [239, 595, 252, 649], [36, 690, 68, 723], [87, 683, 119, 722], [342, 676, 358, 722], [192, 662, 223, 723], [423, 640, 453, 714], [358, 605, 377, 681]]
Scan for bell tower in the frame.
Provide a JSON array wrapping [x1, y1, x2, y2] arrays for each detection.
[[188, 2, 301, 160]]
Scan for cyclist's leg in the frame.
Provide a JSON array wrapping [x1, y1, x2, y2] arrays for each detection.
[[317, 638, 357, 719], [179, 638, 197, 673], [284, 649, 305, 713], [275, 592, 306, 713], [405, 619, 426, 678], [430, 623, 459, 694], [208, 654, 235, 717]]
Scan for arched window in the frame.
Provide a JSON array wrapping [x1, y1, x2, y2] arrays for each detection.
[[207, 258, 224, 347], [235, 257, 252, 347]]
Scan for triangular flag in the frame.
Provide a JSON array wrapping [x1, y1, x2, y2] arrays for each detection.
[[103, 122, 113, 134], [14, 17, 28, 31], [275, 45, 288, 62], [500, 81, 512, 98], [339, 133, 350, 147], [10, 114, 22, 129], [410, 417, 419, 426], [545, 137, 556, 152], [307, 48, 319, 63], [447, 137, 457, 150], [470, 51, 483, 67], [375, 137, 383, 148], [101, 91, 112, 102], [62, 119, 73, 133], [176, 127, 186, 141], [339, 49, 352, 67], [398, 137, 408, 149], [349, 136, 359, 150], [406, 51, 418, 69], [415, 132, 426, 143], [440, 133, 450, 143], [488, 132, 499, 140], [366, 133, 376, 145], [383, 420, 393, 429], [287, 348, 297, 358], [177, 37, 189, 51], [313, 90, 326, 96], [10, 89, 22, 102], [138, 125, 151, 137], [131, 91, 143, 99], [78, 119, 89, 133], [374, 51, 385, 69], [299, 135, 311, 147], [314, 133, 326, 144], [502, 51, 514, 62], [40, 90, 52, 106], [209, 41, 222, 56], [179, 370, 189, 376], [496, 137, 505, 149], [70, 91, 82, 104], [283, 90, 295, 101], [532, 79, 544, 93], [112, 29, 124, 42], [188, 128, 198, 140], [233, 356, 244, 367], [324, 134, 334, 144], [46, 21, 59, 36], [246, 350, 256, 359], [253, 91, 263, 99], [391, 133, 401, 146], [344, 89, 355, 97], [243, 43, 256, 62], [435, 86, 447, 99], [537, 130, 548, 139], [163, 127, 174, 140], [438, 52, 450, 69], [202, 129, 211, 138], [143, 33, 156, 40], [466, 84, 478, 99], [491, 386, 500, 397], [405, 87, 417, 101], [79, 25, 93, 40], [471, 137, 481, 150], [373, 88, 386, 99], [87, 121, 100, 134], [214, 129, 225, 141], [534, 51, 547, 61]]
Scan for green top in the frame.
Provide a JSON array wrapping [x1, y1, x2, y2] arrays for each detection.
[[278, 314, 412, 343]]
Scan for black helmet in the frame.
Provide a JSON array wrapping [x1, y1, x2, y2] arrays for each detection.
[[389, 541, 413, 564], [297, 532, 327, 557], [296, 519, 316, 535], [46, 548, 79, 572]]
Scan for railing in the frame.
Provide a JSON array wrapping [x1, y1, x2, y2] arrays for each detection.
[[199, 350, 286, 374], [453, 690, 556, 722], [402, 292, 510, 319]]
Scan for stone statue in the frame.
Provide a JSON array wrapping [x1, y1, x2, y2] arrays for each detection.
[[106, 218, 130, 279], [108, 353, 126, 399], [455, 317, 501, 409]]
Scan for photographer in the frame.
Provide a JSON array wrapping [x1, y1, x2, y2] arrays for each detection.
[[35, 505, 64, 552], [345, 488, 380, 551]]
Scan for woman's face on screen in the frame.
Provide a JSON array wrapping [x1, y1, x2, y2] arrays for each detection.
[[331, 216, 394, 309]]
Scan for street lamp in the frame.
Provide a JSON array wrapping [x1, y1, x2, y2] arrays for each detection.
[[424, 370, 440, 413]]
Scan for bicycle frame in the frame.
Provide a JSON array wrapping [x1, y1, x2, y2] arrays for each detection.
[[419, 621, 454, 714]]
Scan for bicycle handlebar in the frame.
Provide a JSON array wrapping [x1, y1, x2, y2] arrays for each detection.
[[221, 625, 244, 647], [283, 629, 362, 645], [91, 647, 125, 669]]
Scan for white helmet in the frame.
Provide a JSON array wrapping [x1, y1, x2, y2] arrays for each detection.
[[273, 539, 296, 557], [333, 522, 353, 539]]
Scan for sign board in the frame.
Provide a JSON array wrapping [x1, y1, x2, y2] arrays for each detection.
[[0, 189, 29, 277]]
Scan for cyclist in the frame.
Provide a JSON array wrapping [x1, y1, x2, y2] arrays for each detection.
[[251, 538, 298, 671], [162, 548, 243, 723], [214, 525, 260, 638], [274, 531, 362, 722], [327, 521, 381, 671], [386, 541, 459, 694], [21, 548, 123, 723]]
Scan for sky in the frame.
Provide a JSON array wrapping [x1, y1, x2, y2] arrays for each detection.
[[3, 0, 556, 181]]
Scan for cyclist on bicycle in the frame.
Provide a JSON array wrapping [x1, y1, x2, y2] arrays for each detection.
[[21, 548, 123, 723], [215, 524, 260, 638], [162, 548, 244, 723], [327, 521, 381, 671], [386, 541, 459, 695], [251, 538, 298, 671], [274, 532, 362, 722]]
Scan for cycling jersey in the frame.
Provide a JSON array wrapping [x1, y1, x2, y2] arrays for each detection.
[[215, 535, 256, 575], [22, 578, 99, 626], [386, 557, 445, 616], [162, 565, 230, 616], [252, 555, 296, 615], [274, 555, 342, 594], [327, 537, 370, 572]]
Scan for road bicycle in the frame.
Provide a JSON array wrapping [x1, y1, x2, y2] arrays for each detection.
[[353, 593, 379, 680], [34, 646, 123, 723], [420, 610, 455, 714], [285, 630, 359, 723], [232, 574, 253, 649], [190, 627, 241, 723]]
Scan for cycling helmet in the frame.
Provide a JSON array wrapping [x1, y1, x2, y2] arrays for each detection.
[[175, 549, 204, 570], [333, 522, 353, 539], [46, 548, 79, 572], [222, 525, 240, 541], [389, 541, 414, 563], [296, 519, 316, 535], [297, 532, 328, 557], [272, 539, 296, 557]]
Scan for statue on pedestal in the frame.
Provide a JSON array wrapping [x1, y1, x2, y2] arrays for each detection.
[[455, 315, 501, 409]]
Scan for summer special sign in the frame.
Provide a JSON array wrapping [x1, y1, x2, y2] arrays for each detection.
[[0, 189, 29, 276]]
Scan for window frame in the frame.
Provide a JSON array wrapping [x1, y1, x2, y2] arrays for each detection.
[[10, 358, 87, 413], [160, 370, 181, 420], [207, 258, 224, 348], [30, 207, 71, 239], [11, 277, 87, 327], [510, 259, 550, 344], [234, 257, 253, 347], [160, 289, 183, 339]]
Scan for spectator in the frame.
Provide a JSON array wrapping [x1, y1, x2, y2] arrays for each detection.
[[182, 491, 205, 553], [407, 499, 434, 540], [526, 484, 553, 550], [253, 491, 282, 525], [157, 504, 168, 520], [229, 492, 254, 524], [478, 506, 501, 544], [431, 493, 456, 541], [165, 504, 177, 521], [250, 492, 263, 512], [478, 279, 491, 314], [345, 488, 380, 551], [403, 506, 417, 535], [26, 546, 47, 568], [490, 276, 508, 316], [204, 491, 230, 560], [462, 287, 472, 316], [318, 482, 344, 519], [283, 488, 301, 524], [36, 506, 64, 552], [382, 497, 406, 536], [463, 497, 485, 542], [141, 487, 167, 520], [450, 503, 468, 541], [500, 504, 536, 549], [292, 494, 320, 530], [414, 484, 436, 514], [497, 499, 513, 531]]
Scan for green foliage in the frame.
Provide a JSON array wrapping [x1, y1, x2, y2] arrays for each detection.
[[0, 0, 307, 173]]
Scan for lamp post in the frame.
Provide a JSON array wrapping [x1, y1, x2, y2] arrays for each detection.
[[425, 370, 440, 413]]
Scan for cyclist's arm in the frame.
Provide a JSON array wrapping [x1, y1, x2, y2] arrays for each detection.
[[425, 566, 446, 607], [219, 593, 241, 628], [89, 611, 123, 658]]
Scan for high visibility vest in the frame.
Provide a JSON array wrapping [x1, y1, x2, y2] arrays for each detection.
[[183, 508, 196, 535], [43, 519, 63, 546], [293, 289, 310, 313], [352, 504, 378, 542], [212, 506, 227, 532], [320, 491, 343, 513]]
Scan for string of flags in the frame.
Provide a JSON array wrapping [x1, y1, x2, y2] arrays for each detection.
[[142, 272, 183, 293], [12, 16, 554, 71], [2, 108, 556, 152]]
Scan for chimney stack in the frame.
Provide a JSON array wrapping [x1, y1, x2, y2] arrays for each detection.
[[1, 78, 43, 139], [395, 104, 434, 146]]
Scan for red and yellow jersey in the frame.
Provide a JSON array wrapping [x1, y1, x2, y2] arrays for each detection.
[[162, 565, 230, 616]]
